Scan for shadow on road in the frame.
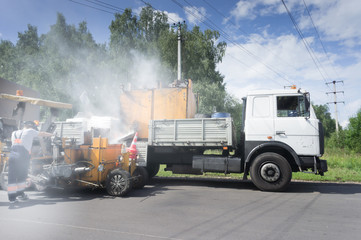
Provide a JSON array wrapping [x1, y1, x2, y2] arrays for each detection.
[[1, 187, 116, 209], [2, 177, 360, 209], [288, 181, 361, 194], [146, 177, 361, 195]]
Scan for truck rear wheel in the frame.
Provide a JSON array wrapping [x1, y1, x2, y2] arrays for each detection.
[[250, 153, 292, 192], [132, 167, 149, 189], [106, 169, 132, 196]]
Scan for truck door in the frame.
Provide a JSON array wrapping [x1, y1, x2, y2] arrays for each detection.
[[245, 95, 274, 142], [274, 94, 320, 155]]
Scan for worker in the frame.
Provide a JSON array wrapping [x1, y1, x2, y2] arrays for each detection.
[[7, 121, 53, 203]]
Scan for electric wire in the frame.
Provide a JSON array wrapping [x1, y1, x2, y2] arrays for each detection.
[[202, 0, 302, 80], [69, 0, 293, 87], [173, 0, 294, 86], [92, 0, 126, 12], [281, 0, 332, 90], [84, 0, 125, 13], [69, 0, 116, 15], [181, 0, 294, 85], [141, 0, 292, 87], [141, 1, 284, 86], [302, 0, 343, 87]]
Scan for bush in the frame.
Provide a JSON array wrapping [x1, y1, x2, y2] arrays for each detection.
[[344, 109, 361, 153], [326, 130, 346, 149]]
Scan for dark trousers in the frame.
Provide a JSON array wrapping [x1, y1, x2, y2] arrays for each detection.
[[7, 145, 30, 201]]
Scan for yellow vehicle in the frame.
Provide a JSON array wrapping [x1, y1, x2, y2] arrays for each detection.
[[0, 93, 147, 196]]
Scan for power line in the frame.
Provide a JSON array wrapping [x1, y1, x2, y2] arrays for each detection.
[[92, 0, 125, 12], [225, 53, 287, 87], [69, 0, 115, 15], [173, 0, 294, 85], [69, 0, 293, 87], [202, 0, 302, 83], [302, 0, 342, 83], [142, 1, 282, 86], [281, 0, 332, 89]]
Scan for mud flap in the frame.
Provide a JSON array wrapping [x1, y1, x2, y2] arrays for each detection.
[[317, 159, 327, 176]]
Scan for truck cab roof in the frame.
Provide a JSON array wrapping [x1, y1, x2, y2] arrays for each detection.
[[247, 88, 307, 96]]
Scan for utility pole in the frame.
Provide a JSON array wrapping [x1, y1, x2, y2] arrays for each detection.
[[326, 80, 344, 132], [172, 21, 185, 81]]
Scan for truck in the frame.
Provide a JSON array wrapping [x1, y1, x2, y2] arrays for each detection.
[[120, 80, 327, 191]]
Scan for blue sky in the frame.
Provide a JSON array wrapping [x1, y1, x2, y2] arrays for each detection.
[[1, 0, 360, 127]]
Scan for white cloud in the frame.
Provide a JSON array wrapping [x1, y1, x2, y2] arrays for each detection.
[[228, 0, 295, 22], [164, 11, 184, 24], [298, 0, 361, 45], [184, 6, 207, 25], [229, 0, 361, 46], [133, 6, 143, 16], [218, 30, 361, 125], [229, 1, 257, 20], [220, 0, 361, 126]]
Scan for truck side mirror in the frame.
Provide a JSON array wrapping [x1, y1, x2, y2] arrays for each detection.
[[304, 93, 310, 119], [304, 93, 310, 111]]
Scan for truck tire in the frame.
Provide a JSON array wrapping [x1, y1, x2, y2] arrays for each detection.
[[132, 167, 149, 189], [250, 152, 292, 192], [106, 169, 132, 196], [146, 163, 160, 178]]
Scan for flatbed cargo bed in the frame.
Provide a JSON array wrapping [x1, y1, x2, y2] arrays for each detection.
[[148, 118, 235, 147]]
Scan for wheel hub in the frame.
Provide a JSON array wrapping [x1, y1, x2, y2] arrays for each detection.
[[110, 175, 125, 194], [260, 163, 280, 182]]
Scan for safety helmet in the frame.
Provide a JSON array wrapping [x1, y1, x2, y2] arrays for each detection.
[[24, 121, 37, 129]]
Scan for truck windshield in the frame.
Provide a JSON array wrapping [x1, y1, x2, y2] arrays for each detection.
[[277, 95, 310, 117]]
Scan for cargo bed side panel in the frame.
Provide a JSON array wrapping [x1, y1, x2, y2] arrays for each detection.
[[149, 118, 234, 147]]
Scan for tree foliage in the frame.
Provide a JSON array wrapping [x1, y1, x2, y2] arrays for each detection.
[[0, 8, 232, 121], [313, 104, 336, 138], [345, 109, 361, 152], [319, 104, 361, 153]]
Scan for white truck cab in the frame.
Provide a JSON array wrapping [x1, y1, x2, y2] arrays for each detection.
[[242, 88, 326, 191], [245, 89, 322, 156]]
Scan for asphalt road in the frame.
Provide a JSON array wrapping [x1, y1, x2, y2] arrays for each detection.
[[1, 178, 361, 240]]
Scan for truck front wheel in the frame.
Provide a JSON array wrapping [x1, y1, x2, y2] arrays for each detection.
[[250, 153, 292, 192]]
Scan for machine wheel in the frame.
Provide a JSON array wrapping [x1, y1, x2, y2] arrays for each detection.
[[146, 163, 160, 178], [250, 152, 292, 192], [106, 169, 132, 196], [132, 167, 149, 189]]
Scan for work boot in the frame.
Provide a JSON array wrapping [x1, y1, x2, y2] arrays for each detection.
[[17, 192, 29, 201]]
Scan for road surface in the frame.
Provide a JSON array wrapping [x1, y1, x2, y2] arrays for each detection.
[[1, 178, 360, 240]]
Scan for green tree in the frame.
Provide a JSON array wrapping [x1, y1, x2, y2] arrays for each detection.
[[2, 7, 237, 122], [16, 24, 40, 55], [109, 9, 139, 57], [345, 109, 361, 153], [313, 104, 336, 138], [0, 40, 17, 81], [183, 27, 226, 86]]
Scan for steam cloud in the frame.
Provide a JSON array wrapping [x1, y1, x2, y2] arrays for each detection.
[[48, 40, 174, 143]]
